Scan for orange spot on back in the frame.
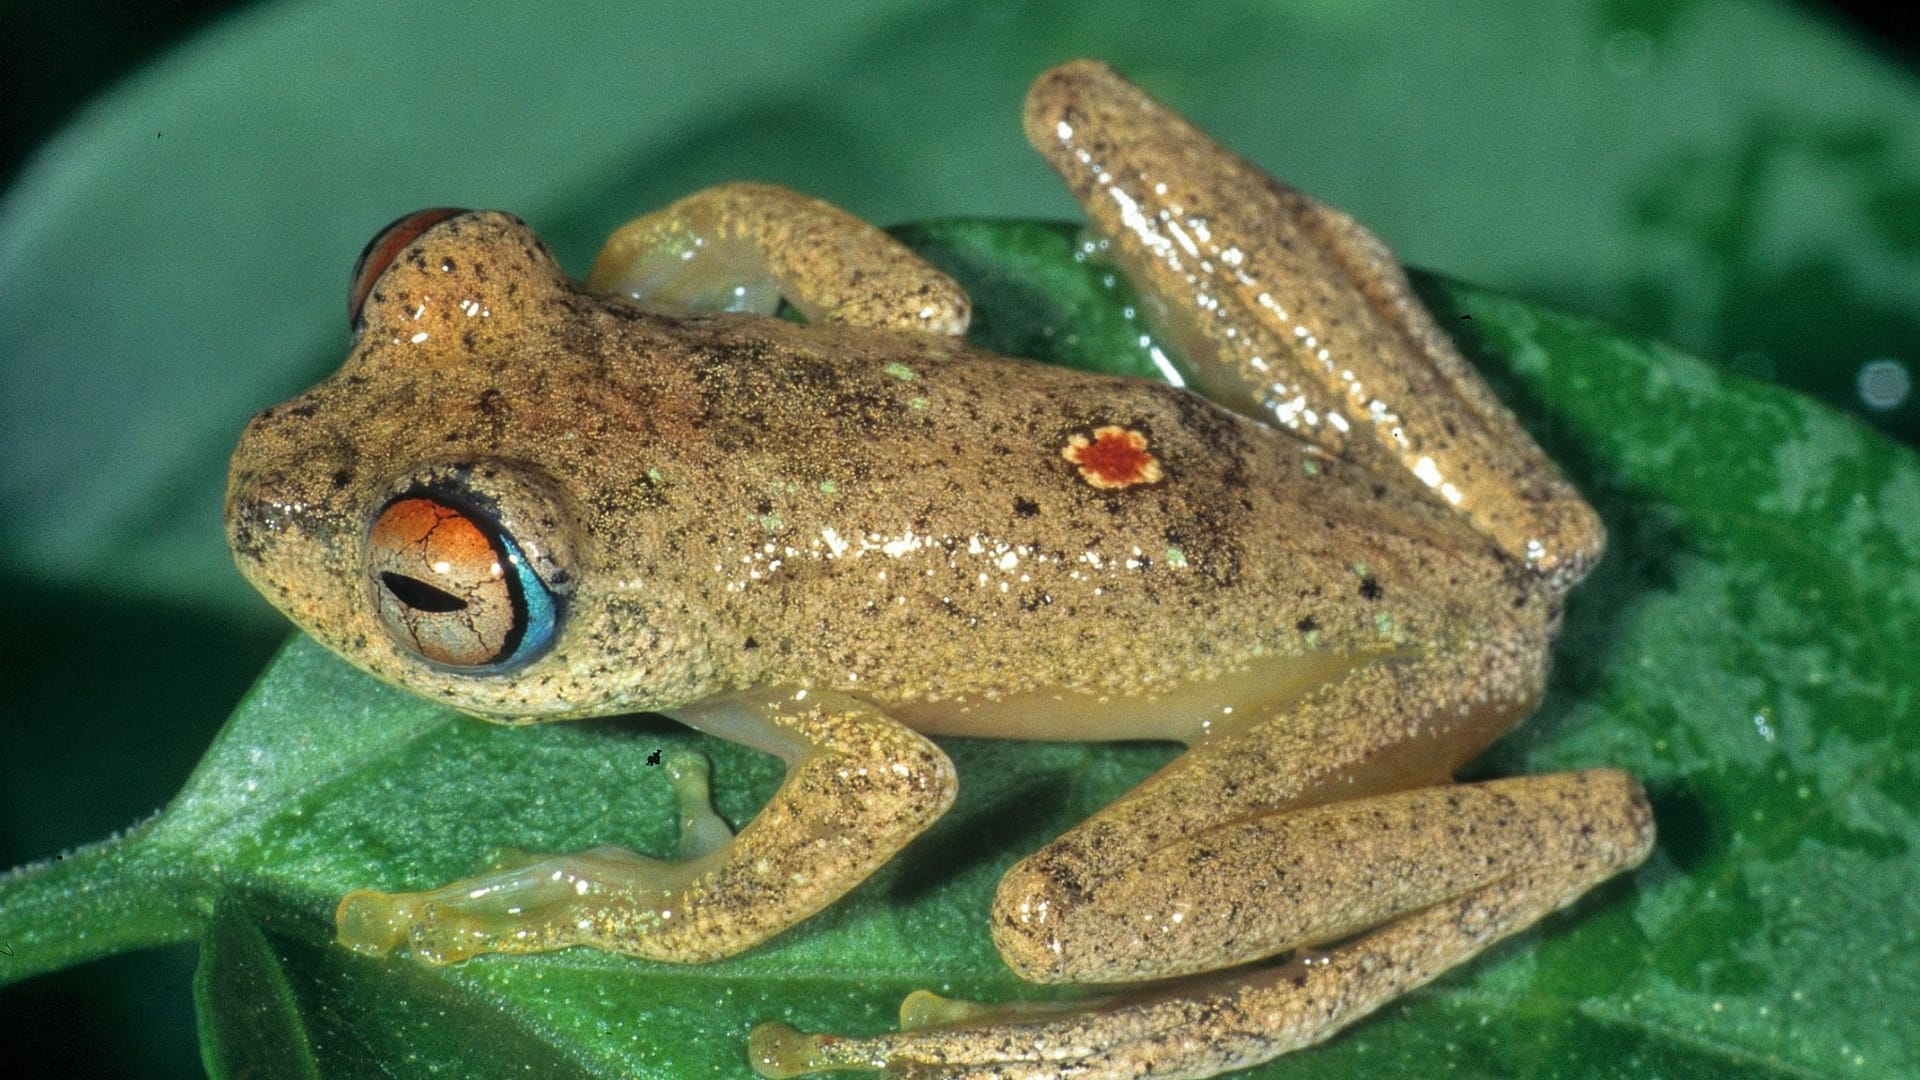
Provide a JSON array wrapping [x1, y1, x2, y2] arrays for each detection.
[[1062, 426, 1163, 489]]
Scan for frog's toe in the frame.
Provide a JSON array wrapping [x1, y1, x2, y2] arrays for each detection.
[[663, 750, 734, 859], [746, 993, 1106, 1079], [400, 905, 511, 965], [749, 1022, 923, 1079], [335, 883, 533, 964], [336, 887, 491, 964], [334, 888, 417, 957], [746, 1020, 1063, 1080]]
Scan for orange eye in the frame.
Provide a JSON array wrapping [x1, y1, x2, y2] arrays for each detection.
[[366, 495, 558, 669], [348, 207, 468, 329]]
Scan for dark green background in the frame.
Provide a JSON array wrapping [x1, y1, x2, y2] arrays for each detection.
[[4, 2, 1917, 1076]]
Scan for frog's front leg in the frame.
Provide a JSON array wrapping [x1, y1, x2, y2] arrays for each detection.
[[587, 181, 970, 336], [753, 648, 1652, 1079], [336, 690, 955, 965]]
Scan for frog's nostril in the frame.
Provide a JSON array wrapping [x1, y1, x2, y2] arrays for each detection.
[[225, 486, 299, 564], [380, 572, 469, 613]]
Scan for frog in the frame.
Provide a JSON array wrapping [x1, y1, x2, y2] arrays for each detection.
[[224, 60, 1653, 1080]]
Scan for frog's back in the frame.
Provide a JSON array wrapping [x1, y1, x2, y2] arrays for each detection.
[[562, 307, 1536, 714]]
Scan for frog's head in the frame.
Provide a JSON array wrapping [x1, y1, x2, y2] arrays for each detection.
[[227, 209, 728, 722]]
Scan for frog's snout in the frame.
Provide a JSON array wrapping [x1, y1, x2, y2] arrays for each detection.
[[225, 412, 357, 613], [225, 468, 335, 593]]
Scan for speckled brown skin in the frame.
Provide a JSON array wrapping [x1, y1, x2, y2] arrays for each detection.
[[225, 59, 1651, 1080], [226, 211, 1520, 724]]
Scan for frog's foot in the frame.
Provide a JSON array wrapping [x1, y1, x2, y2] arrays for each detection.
[[750, 974, 1321, 1080], [336, 845, 691, 964], [750, 990, 1109, 1079], [1024, 60, 1603, 587], [336, 751, 733, 965], [661, 750, 734, 859], [748, 956, 1390, 1079]]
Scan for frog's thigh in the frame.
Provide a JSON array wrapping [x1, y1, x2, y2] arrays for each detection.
[[586, 182, 970, 335], [999, 770, 1651, 983], [1025, 61, 1603, 586], [989, 653, 1650, 985], [335, 690, 955, 965]]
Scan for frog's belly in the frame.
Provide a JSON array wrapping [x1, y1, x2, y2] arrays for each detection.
[[884, 648, 1367, 743]]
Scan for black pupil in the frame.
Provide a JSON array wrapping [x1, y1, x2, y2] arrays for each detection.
[[381, 572, 468, 613]]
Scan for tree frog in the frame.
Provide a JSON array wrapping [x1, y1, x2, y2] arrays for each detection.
[[225, 60, 1653, 1079]]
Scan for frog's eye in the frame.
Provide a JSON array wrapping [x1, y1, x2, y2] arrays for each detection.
[[348, 208, 468, 329], [366, 495, 559, 670]]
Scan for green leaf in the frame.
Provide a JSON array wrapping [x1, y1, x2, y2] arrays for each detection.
[[4, 219, 1915, 1078], [195, 912, 324, 1080]]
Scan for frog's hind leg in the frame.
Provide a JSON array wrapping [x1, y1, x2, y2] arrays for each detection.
[[587, 182, 970, 336], [753, 817, 1642, 1080], [751, 650, 1652, 1079], [1025, 60, 1601, 590]]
